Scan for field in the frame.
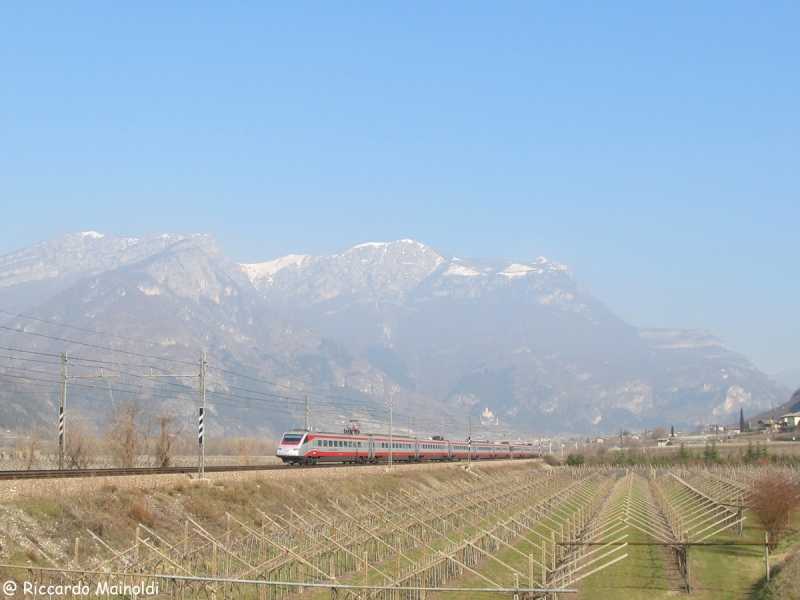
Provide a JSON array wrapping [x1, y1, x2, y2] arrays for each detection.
[[0, 461, 798, 599]]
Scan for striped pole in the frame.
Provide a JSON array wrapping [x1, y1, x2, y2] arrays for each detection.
[[59, 352, 67, 469], [198, 350, 206, 479]]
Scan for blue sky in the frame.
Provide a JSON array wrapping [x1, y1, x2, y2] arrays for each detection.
[[1, 2, 798, 375]]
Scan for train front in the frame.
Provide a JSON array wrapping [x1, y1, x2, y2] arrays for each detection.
[[276, 431, 307, 464]]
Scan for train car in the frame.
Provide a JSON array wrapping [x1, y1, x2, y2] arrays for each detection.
[[419, 436, 449, 461], [472, 442, 494, 460], [494, 442, 511, 459], [512, 443, 535, 459], [305, 432, 371, 464], [450, 441, 471, 460], [277, 430, 423, 465]]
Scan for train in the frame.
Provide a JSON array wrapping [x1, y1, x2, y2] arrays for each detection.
[[276, 426, 541, 465]]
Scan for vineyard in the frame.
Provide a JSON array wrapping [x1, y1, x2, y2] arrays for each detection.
[[1, 463, 796, 599]]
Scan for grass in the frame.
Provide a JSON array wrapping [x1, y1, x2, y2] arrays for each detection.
[[577, 521, 674, 599], [575, 495, 800, 599]]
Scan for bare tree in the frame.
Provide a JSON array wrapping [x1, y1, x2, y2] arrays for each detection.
[[66, 417, 99, 469], [107, 401, 144, 468], [236, 438, 254, 466], [154, 415, 180, 467], [19, 427, 43, 470], [748, 470, 800, 548]]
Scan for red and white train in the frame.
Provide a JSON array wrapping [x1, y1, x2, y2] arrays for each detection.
[[277, 429, 540, 465]]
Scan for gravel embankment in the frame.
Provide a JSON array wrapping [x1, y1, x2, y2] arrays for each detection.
[[0, 460, 525, 502]]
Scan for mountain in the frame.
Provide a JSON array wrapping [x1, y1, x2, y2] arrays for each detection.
[[0, 237, 429, 437], [0, 234, 790, 437], [0, 232, 208, 313], [242, 240, 789, 433]]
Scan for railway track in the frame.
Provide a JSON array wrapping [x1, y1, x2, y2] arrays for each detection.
[[0, 462, 342, 480], [0, 457, 534, 480]]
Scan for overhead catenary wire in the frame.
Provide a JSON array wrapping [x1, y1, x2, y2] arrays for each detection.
[[0, 308, 199, 353], [0, 323, 405, 408], [0, 330, 540, 439], [0, 310, 392, 402], [0, 345, 465, 426], [0, 325, 198, 366], [0, 368, 519, 438], [0, 310, 543, 436]]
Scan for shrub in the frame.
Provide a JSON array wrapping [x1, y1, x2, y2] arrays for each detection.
[[748, 470, 800, 548], [128, 497, 155, 527], [566, 453, 585, 466]]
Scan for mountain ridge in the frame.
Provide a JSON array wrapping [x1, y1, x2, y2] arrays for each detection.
[[0, 233, 790, 436]]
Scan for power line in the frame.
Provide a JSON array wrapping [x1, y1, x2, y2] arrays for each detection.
[[0, 325, 198, 365], [0, 309, 198, 353]]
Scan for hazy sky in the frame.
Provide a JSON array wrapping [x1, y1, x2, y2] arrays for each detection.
[[1, 2, 798, 375]]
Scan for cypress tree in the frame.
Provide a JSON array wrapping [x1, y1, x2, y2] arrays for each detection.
[[740, 408, 747, 432]]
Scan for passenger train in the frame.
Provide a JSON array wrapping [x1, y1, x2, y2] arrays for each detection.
[[276, 427, 540, 465]]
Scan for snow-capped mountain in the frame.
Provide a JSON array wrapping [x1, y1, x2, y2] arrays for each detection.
[[240, 242, 788, 432], [0, 234, 789, 435], [0, 232, 216, 313]]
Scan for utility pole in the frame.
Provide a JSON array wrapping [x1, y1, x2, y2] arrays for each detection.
[[468, 413, 472, 466], [59, 352, 117, 470], [198, 350, 206, 479], [388, 393, 393, 469], [59, 352, 67, 470], [304, 395, 309, 430]]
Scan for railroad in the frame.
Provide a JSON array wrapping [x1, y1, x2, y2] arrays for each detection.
[[0, 462, 360, 481], [0, 457, 537, 480]]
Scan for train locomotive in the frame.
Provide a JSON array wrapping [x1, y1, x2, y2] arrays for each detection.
[[276, 423, 539, 465]]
